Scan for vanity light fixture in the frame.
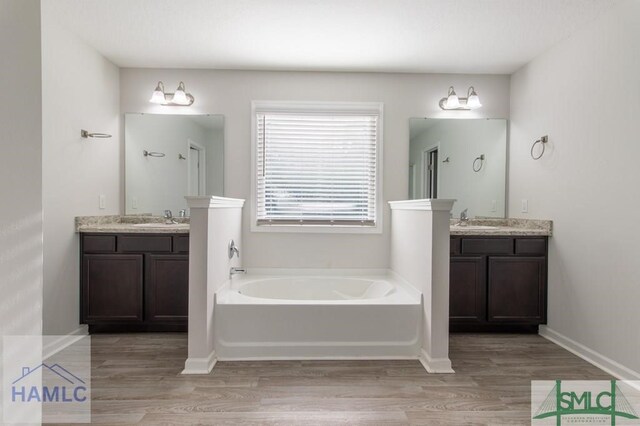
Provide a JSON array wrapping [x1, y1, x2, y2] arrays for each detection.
[[439, 86, 482, 110], [149, 81, 195, 106]]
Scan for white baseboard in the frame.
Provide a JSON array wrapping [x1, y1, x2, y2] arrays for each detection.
[[217, 355, 418, 361], [540, 326, 640, 383], [43, 325, 89, 360], [182, 350, 217, 375], [419, 349, 454, 374]]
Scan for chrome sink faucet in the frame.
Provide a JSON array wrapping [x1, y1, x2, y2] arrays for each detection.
[[459, 209, 470, 226], [163, 210, 176, 224]]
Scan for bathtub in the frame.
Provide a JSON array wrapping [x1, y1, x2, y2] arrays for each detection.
[[214, 270, 422, 360]]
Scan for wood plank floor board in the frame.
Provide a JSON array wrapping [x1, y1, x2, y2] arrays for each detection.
[[72, 333, 612, 425], [138, 411, 410, 425], [257, 374, 479, 387]]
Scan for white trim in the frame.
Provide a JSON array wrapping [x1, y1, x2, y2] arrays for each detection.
[[182, 350, 217, 375], [251, 223, 382, 234], [246, 267, 389, 276], [218, 355, 418, 361], [185, 195, 245, 209], [422, 143, 440, 199], [252, 100, 385, 115], [540, 326, 640, 383], [250, 100, 384, 234], [216, 342, 419, 360], [408, 163, 416, 199], [389, 198, 456, 211], [418, 348, 454, 373], [43, 325, 89, 360], [187, 138, 207, 196]]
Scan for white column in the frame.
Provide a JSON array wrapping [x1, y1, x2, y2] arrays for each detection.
[[389, 199, 455, 373], [183, 196, 244, 374]]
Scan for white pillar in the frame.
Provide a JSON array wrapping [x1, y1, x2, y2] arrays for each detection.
[[183, 196, 244, 374], [389, 199, 455, 373]]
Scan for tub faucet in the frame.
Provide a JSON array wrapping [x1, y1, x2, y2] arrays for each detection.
[[228, 240, 240, 259], [229, 267, 246, 279], [459, 209, 469, 226]]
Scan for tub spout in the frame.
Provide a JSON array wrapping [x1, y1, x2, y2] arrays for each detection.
[[230, 267, 246, 279]]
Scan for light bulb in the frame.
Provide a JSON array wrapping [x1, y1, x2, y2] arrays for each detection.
[[149, 82, 166, 104], [466, 87, 482, 109], [446, 93, 460, 109], [171, 82, 190, 105]]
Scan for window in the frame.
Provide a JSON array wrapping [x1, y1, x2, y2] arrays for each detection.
[[252, 102, 383, 233]]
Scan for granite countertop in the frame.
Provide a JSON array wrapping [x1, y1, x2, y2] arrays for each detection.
[[449, 218, 552, 236], [76, 216, 552, 237], [75, 215, 190, 234]]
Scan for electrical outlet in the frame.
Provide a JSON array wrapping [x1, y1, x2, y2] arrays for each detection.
[[521, 199, 528, 213], [490, 200, 497, 212], [99, 195, 106, 210], [132, 196, 138, 209]]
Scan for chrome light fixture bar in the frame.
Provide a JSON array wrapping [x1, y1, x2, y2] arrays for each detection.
[[439, 86, 482, 110], [149, 81, 195, 106]]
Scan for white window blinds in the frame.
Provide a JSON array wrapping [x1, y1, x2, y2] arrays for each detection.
[[256, 111, 379, 226]]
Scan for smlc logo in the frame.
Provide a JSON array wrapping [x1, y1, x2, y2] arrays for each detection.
[[11, 363, 88, 403], [532, 380, 640, 425]]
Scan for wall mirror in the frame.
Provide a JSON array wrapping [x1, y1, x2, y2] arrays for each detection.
[[125, 113, 224, 215], [409, 118, 507, 218]]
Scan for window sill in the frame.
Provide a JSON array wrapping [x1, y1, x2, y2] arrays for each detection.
[[250, 223, 383, 234]]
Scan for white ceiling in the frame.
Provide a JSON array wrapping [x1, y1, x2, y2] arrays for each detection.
[[47, 0, 616, 74]]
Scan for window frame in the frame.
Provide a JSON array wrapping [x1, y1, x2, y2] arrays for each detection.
[[251, 101, 384, 234]]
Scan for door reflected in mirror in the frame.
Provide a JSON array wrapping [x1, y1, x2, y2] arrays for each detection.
[[125, 113, 224, 216], [409, 118, 507, 218]]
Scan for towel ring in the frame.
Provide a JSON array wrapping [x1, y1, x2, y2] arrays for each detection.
[[531, 135, 549, 160], [81, 129, 112, 139], [143, 150, 165, 158], [473, 154, 485, 172]]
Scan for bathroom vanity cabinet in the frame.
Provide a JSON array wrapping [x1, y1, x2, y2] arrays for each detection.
[[80, 233, 189, 332], [449, 236, 548, 332]]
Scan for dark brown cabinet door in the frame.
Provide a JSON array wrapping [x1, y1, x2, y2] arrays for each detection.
[[82, 254, 143, 322], [145, 254, 189, 322], [450, 256, 486, 323], [487, 257, 546, 322]]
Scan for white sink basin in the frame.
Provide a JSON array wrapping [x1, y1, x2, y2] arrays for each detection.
[[132, 223, 189, 228]]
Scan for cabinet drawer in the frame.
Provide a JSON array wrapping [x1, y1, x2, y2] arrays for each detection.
[[173, 236, 190, 253], [461, 238, 513, 255], [515, 238, 547, 256], [83, 235, 116, 253], [118, 235, 172, 253]]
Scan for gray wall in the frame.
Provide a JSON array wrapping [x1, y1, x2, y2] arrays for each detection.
[[509, 0, 640, 375], [0, 0, 43, 335], [0, 0, 43, 416], [120, 69, 511, 268], [42, 0, 121, 335]]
